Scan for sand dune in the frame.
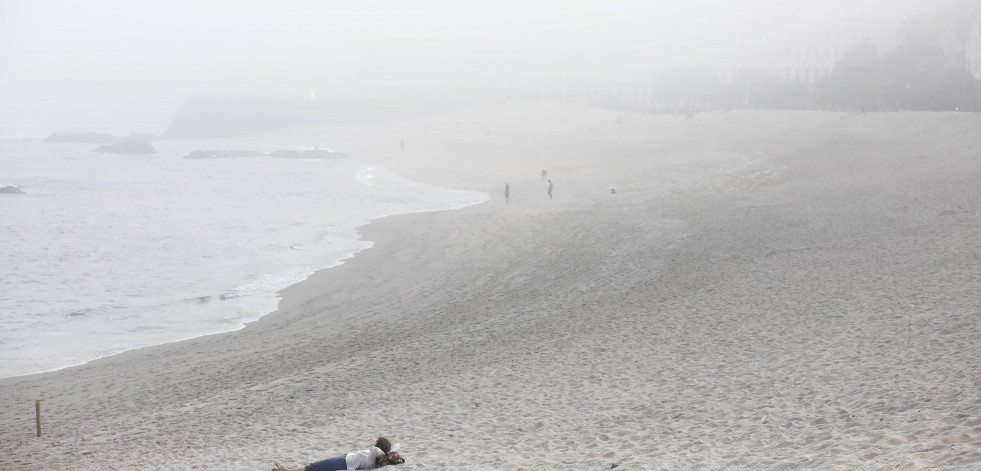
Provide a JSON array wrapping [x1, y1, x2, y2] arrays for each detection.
[[2, 103, 980, 470]]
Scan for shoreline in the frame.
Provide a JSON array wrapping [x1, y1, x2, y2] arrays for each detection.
[[0, 147, 486, 379], [3, 104, 981, 469]]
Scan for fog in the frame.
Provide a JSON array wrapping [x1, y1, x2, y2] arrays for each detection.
[[1, 0, 923, 136]]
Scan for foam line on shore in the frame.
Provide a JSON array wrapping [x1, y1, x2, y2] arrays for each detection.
[[3, 103, 981, 469]]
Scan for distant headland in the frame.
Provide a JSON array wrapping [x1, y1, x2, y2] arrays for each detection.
[[43, 131, 158, 155], [162, 93, 463, 139]]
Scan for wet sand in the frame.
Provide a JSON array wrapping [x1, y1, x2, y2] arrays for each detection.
[[3, 103, 980, 470]]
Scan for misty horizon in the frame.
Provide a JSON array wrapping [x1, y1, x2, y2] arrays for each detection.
[[0, 0, 930, 136]]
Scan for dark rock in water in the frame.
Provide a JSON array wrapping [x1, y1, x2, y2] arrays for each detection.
[[301, 148, 343, 159], [184, 149, 266, 159], [43, 131, 119, 144], [270, 149, 302, 159], [93, 139, 157, 155], [0, 185, 25, 194], [271, 148, 344, 160]]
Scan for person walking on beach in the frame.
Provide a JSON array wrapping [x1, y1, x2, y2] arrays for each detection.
[[541, 168, 547, 181], [275, 437, 396, 471], [504, 182, 510, 204], [547, 179, 553, 200]]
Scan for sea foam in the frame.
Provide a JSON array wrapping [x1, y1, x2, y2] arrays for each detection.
[[0, 139, 486, 377]]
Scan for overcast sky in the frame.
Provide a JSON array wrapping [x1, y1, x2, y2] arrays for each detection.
[[1, 0, 922, 135]]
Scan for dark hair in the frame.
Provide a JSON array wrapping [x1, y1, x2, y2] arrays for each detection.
[[375, 437, 391, 454]]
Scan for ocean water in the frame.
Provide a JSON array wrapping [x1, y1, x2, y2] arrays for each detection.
[[0, 138, 486, 378]]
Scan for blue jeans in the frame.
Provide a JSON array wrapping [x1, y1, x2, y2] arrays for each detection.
[[306, 455, 346, 471]]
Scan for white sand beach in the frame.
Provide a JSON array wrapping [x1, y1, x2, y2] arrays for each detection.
[[2, 103, 981, 470]]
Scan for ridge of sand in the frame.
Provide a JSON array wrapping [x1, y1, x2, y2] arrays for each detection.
[[2, 103, 980, 470]]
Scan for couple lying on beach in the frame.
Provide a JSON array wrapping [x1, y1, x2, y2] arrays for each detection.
[[275, 437, 403, 471]]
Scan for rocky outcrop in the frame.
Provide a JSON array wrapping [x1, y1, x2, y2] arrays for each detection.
[[296, 148, 343, 160], [270, 148, 344, 160], [183, 150, 266, 160], [93, 139, 157, 155], [0, 185, 24, 194], [269, 150, 302, 159]]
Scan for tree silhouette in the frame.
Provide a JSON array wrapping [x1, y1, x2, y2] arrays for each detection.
[[816, 40, 881, 111]]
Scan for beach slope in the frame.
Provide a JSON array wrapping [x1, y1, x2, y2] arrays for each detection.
[[3, 104, 980, 470]]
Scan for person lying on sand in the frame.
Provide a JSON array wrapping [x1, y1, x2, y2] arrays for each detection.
[[275, 437, 394, 471]]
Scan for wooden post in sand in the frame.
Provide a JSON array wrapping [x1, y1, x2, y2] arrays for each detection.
[[35, 400, 41, 437]]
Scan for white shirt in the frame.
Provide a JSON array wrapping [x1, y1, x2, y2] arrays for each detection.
[[345, 446, 386, 470]]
